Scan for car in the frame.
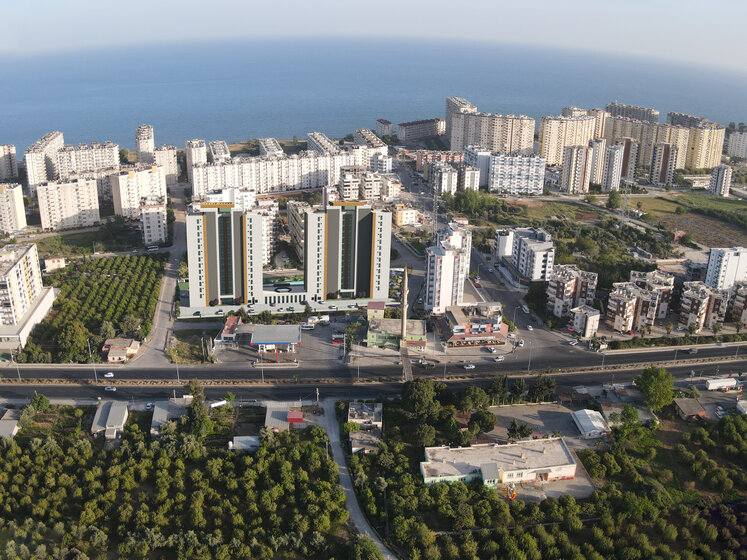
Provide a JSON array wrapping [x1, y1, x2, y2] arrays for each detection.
[[329, 305, 338, 310], [417, 297, 423, 304], [216, 309, 224, 315], [522, 305, 530, 314], [422, 363, 435, 369], [145, 402, 153, 410], [348, 304, 356, 308], [473, 282, 482, 288], [527, 325, 533, 331], [193, 311, 201, 316], [103, 372, 114, 378], [488, 268, 494, 273], [716, 405, 725, 414], [716, 406, 725, 418], [463, 363, 475, 370], [676, 325, 686, 331], [486, 346, 497, 353], [567, 326, 575, 332], [104, 386, 116, 392], [569, 340, 578, 346], [475, 275, 480, 281], [288, 306, 295, 311], [494, 356, 505, 362], [688, 348, 698, 354], [517, 339, 525, 347], [507, 333, 516, 339]]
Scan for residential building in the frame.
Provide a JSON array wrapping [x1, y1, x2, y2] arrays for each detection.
[[56, 141, 120, 178], [339, 166, 389, 201], [0, 145, 17, 180], [287, 200, 309, 263], [393, 204, 418, 227], [674, 398, 707, 421], [602, 144, 624, 191], [91, 401, 129, 440], [0, 409, 20, 439], [258, 138, 284, 157], [458, 165, 480, 191], [727, 131, 747, 159], [375, 119, 393, 138], [686, 260, 708, 282], [616, 137, 640, 181], [53, 168, 118, 205], [420, 439, 577, 487], [153, 145, 178, 185], [538, 115, 595, 166], [102, 338, 140, 362], [667, 112, 711, 128], [202, 186, 257, 210], [371, 153, 393, 174], [307, 131, 341, 155], [429, 162, 458, 195], [353, 128, 389, 167], [415, 150, 463, 172], [685, 124, 726, 170], [348, 401, 383, 430], [730, 281, 747, 326], [494, 227, 555, 281], [587, 108, 609, 139], [44, 258, 66, 273], [150, 397, 191, 437], [446, 96, 477, 148], [605, 102, 660, 124], [588, 138, 607, 185], [642, 123, 690, 169], [0, 184, 26, 234], [546, 265, 597, 318], [488, 153, 546, 195], [140, 197, 168, 245], [111, 165, 167, 219], [463, 145, 492, 187], [630, 270, 675, 318], [605, 282, 659, 333], [424, 222, 472, 313], [135, 125, 155, 164], [649, 143, 678, 187], [37, 178, 100, 231], [208, 140, 231, 163], [710, 165, 732, 197], [679, 281, 729, 331], [705, 247, 747, 290], [438, 303, 507, 347], [561, 107, 588, 118], [24, 131, 64, 194], [560, 145, 592, 194], [571, 305, 600, 338], [185, 139, 207, 184], [448, 100, 534, 154], [397, 119, 445, 143], [380, 174, 401, 201]]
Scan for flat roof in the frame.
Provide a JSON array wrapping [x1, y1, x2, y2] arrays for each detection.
[[370, 318, 426, 337], [421, 438, 575, 478], [674, 398, 706, 417], [348, 402, 383, 424], [571, 409, 609, 435], [249, 325, 302, 345]]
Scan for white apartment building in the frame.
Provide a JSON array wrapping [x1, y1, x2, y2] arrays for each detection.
[[0, 184, 26, 234], [602, 144, 624, 192], [616, 137, 640, 181], [571, 305, 600, 338], [446, 97, 477, 148], [209, 140, 231, 163], [605, 102, 660, 124], [605, 282, 659, 333], [375, 119, 393, 138], [203, 187, 257, 210], [339, 166, 379, 201], [37, 178, 100, 231], [488, 153, 546, 195], [154, 145, 178, 185], [458, 165, 480, 191], [354, 129, 389, 166], [587, 109, 609, 139], [185, 139, 207, 185], [24, 131, 64, 194], [111, 165, 167, 219], [679, 281, 729, 331], [630, 269, 675, 318], [705, 247, 747, 290], [0, 145, 18, 180], [371, 153, 393, 174], [494, 227, 555, 281], [140, 197, 168, 245], [649, 143, 678, 187], [0, 244, 44, 326], [456, 112, 535, 155], [546, 265, 597, 318], [424, 222, 472, 314], [710, 165, 732, 197], [287, 200, 310, 263], [430, 162, 458, 195], [397, 119, 445, 144], [56, 168, 118, 205], [727, 131, 747, 159], [538, 115, 596, 166], [135, 125, 155, 164], [588, 138, 607, 185], [258, 138, 284, 157], [56, 141, 120, 178], [561, 107, 587, 118], [464, 145, 492, 187], [307, 132, 342, 155], [560, 145, 592, 194]]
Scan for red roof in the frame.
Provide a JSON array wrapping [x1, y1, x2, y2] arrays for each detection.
[[287, 411, 303, 423], [367, 301, 386, 310], [222, 315, 242, 335]]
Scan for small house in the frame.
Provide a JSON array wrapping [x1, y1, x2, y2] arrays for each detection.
[[102, 338, 140, 362], [674, 398, 706, 421]]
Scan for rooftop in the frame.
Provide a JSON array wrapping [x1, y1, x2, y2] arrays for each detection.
[[0, 244, 36, 277], [674, 398, 706, 417], [348, 401, 383, 424], [571, 305, 600, 317], [571, 409, 609, 435], [249, 324, 302, 346], [91, 401, 129, 435], [398, 118, 444, 127], [369, 318, 426, 337]]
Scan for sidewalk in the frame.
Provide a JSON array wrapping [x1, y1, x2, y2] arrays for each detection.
[[604, 341, 747, 355]]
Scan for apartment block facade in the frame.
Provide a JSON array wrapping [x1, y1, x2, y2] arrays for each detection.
[[56, 141, 119, 178], [37, 178, 100, 231], [630, 269, 675, 318], [0, 244, 44, 326], [727, 131, 747, 159], [445, 97, 477, 148], [605, 282, 659, 333], [601, 144, 624, 192], [649, 143, 678, 187], [560, 145, 592, 194], [546, 265, 598, 318], [710, 165, 732, 197], [24, 131, 64, 194], [463, 145, 491, 187], [135, 125, 155, 164], [0, 184, 26, 234], [452, 112, 535, 155], [415, 150, 464, 172], [705, 247, 747, 290], [185, 139, 207, 185], [679, 281, 729, 331], [487, 153, 546, 195], [458, 165, 480, 192], [397, 119, 445, 144], [0, 145, 18, 181], [153, 145, 179, 185], [208, 140, 231, 163], [494, 227, 555, 281], [375, 119, 393, 138], [424, 222, 472, 314], [588, 138, 607, 185], [140, 197, 168, 245], [616, 137, 640, 181], [429, 162, 458, 195], [538, 115, 595, 166], [111, 165, 167, 219], [605, 102, 660, 124], [258, 138, 284, 158]]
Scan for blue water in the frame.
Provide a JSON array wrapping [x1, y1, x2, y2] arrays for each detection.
[[2, 39, 746, 153]]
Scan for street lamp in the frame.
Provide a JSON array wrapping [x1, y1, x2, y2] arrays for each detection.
[[87, 338, 98, 383], [673, 348, 678, 363], [11, 350, 21, 382], [527, 340, 533, 374]]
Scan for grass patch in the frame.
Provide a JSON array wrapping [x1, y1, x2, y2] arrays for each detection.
[[34, 224, 143, 259], [168, 329, 213, 364], [15, 405, 95, 445]]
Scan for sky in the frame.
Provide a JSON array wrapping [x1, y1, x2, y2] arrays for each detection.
[[2, 0, 746, 74]]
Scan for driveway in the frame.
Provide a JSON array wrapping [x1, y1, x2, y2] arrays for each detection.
[[322, 398, 396, 559]]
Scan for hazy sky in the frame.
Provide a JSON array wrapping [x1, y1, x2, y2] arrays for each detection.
[[4, 0, 746, 73]]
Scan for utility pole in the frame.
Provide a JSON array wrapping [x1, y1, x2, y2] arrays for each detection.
[[12, 350, 21, 382], [175, 355, 180, 383], [87, 339, 98, 383], [316, 387, 320, 407]]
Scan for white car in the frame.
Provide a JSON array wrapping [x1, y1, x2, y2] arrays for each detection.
[[508, 333, 516, 339], [104, 386, 117, 392], [103, 372, 114, 378], [569, 340, 578, 346], [518, 340, 525, 347], [463, 363, 475, 370], [527, 325, 533, 331], [487, 346, 497, 353], [494, 356, 505, 362], [145, 402, 153, 410], [488, 268, 494, 273]]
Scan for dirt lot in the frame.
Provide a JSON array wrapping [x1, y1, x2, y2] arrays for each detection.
[[489, 403, 580, 441], [233, 405, 266, 437]]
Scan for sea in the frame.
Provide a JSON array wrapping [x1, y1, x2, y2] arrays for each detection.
[[2, 39, 747, 153]]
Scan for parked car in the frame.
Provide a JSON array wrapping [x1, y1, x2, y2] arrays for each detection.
[[508, 333, 516, 339], [193, 311, 201, 316], [422, 362, 435, 369], [494, 356, 505, 362], [486, 346, 497, 353], [716, 406, 725, 418], [527, 325, 533, 331], [517, 339, 525, 347], [103, 372, 114, 378], [104, 386, 117, 392], [417, 297, 423, 304], [463, 363, 475, 370], [329, 305, 338, 310], [145, 402, 153, 410], [488, 268, 494, 273], [569, 340, 578, 346]]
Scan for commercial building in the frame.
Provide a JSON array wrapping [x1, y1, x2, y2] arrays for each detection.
[[463, 145, 492, 187], [135, 125, 155, 164], [424, 222, 471, 313], [546, 265, 597, 318], [0, 145, 17, 180], [37, 178, 100, 231], [438, 303, 507, 347], [560, 145, 592, 194], [705, 247, 747, 290], [397, 119, 445, 144], [56, 141, 120, 178], [393, 204, 418, 227], [420, 439, 577, 487], [571, 409, 610, 439], [727, 131, 747, 159], [209, 140, 231, 163], [494, 227, 555, 282], [601, 144, 624, 191], [140, 197, 168, 245], [679, 281, 729, 331], [571, 305, 600, 338], [588, 138, 607, 185], [0, 184, 26, 234], [375, 119, 393, 138], [429, 162, 458, 195], [185, 139, 207, 185], [154, 145, 178, 185], [605, 102, 660, 124], [111, 165, 167, 219], [458, 165, 480, 191], [630, 270, 675, 318], [415, 150, 464, 172], [649, 143, 678, 187], [538, 115, 595, 166], [258, 137, 284, 158], [488, 153, 546, 195], [710, 165, 732, 197], [605, 282, 659, 333], [24, 131, 64, 194], [91, 401, 129, 440], [616, 137, 640, 181]]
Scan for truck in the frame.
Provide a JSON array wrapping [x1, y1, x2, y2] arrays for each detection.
[[705, 378, 738, 391]]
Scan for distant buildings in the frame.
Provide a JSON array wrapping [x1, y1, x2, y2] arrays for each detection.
[[0, 145, 18, 180], [258, 137, 284, 157], [353, 128, 389, 167], [649, 143, 678, 187], [154, 145, 178, 185], [135, 125, 155, 164], [683, 124, 725, 170], [494, 227, 555, 282], [571, 305, 600, 338], [24, 131, 65, 195], [424, 222, 472, 313], [185, 139, 207, 185], [560, 145, 592, 194], [488, 153, 546, 195], [546, 265, 597, 318], [375, 119, 393, 138], [705, 247, 747, 290], [730, 282, 747, 326], [538, 115, 595, 167], [56, 141, 120, 179], [605, 102, 660, 124], [446, 97, 534, 154], [415, 150, 463, 172], [710, 165, 732, 197], [111, 165, 167, 220], [208, 140, 231, 163], [0, 184, 26, 234], [679, 281, 729, 331], [140, 197, 168, 245], [445, 96, 477, 148], [397, 118, 445, 144], [727, 131, 747, 159], [37, 178, 100, 231]]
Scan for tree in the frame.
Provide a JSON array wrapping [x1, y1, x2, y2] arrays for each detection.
[[99, 320, 116, 341], [458, 386, 489, 412], [688, 322, 698, 335], [665, 322, 673, 336], [31, 394, 50, 412], [511, 378, 526, 401], [488, 375, 509, 404], [403, 379, 441, 421], [120, 314, 140, 337], [606, 190, 621, 210], [185, 379, 212, 436], [349, 535, 384, 560], [527, 374, 556, 402], [469, 409, 496, 434], [119, 148, 129, 163], [507, 420, 533, 440], [635, 365, 675, 412], [712, 323, 722, 336], [18, 405, 37, 429], [56, 320, 92, 361], [414, 424, 436, 447], [737, 322, 742, 334]]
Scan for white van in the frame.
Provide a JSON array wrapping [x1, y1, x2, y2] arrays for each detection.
[[301, 323, 315, 330]]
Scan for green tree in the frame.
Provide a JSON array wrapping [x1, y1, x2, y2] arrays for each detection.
[[488, 375, 509, 404], [348, 535, 384, 560], [414, 424, 436, 447], [119, 314, 140, 336], [119, 148, 129, 163], [606, 190, 622, 209], [635, 365, 675, 412], [468, 409, 496, 434], [458, 386, 489, 412], [665, 322, 673, 336], [403, 379, 441, 421], [712, 322, 722, 336], [185, 379, 212, 436], [507, 419, 533, 440], [99, 320, 116, 341], [688, 322, 698, 335], [56, 320, 92, 361], [31, 394, 50, 412], [18, 405, 37, 429], [527, 374, 556, 402]]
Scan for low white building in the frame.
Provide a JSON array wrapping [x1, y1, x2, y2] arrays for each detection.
[[571, 305, 600, 338], [571, 409, 609, 439], [91, 401, 129, 440], [347, 401, 383, 430]]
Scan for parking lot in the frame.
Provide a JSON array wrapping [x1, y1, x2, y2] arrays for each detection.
[[488, 403, 581, 442]]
